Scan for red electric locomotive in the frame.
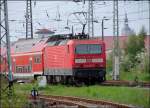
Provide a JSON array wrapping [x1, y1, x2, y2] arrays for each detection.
[[44, 35, 106, 84]]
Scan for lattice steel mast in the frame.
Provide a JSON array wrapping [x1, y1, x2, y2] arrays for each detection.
[[113, 0, 120, 80], [88, 0, 94, 37], [0, 0, 13, 107], [26, 0, 33, 39], [0, 0, 13, 82]]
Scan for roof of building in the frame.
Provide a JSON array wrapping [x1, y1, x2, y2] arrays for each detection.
[[103, 35, 149, 51], [35, 28, 55, 34]]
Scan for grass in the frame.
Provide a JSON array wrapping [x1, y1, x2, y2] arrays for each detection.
[[0, 73, 149, 108], [10, 83, 150, 108], [120, 71, 150, 82], [106, 71, 150, 82], [0, 82, 33, 108]]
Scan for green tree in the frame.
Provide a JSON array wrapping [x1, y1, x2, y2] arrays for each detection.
[[122, 26, 147, 71], [138, 26, 146, 52], [106, 53, 113, 73], [124, 34, 139, 66]]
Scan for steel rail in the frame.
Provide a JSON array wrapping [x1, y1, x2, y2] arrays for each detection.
[[38, 95, 136, 108], [101, 80, 150, 88]]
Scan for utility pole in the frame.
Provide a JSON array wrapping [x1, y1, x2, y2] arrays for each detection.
[[0, 0, 13, 108], [101, 17, 109, 40], [102, 19, 104, 40], [0, 0, 13, 82], [88, 0, 94, 37], [113, 0, 120, 80], [26, 0, 33, 39]]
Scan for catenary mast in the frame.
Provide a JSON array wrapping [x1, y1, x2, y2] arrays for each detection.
[[113, 0, 120, 80], [26, 0, 33, 39], [88, 0, 94, 37], [0, 0, 13, 107]]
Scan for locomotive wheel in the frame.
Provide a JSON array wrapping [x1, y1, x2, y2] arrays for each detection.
[[46, 76, 50, 83], [99, 76, 105, 82], [74, 81, 82, 87], [60, 76, 66, 85], [60, 76, 64, 84], [48, 76, 54, 84], [66, 76, 71, 85], [55, 76, 61, 83]]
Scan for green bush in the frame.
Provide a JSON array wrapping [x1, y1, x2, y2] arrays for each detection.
[[143, 54, 150, 73], [106, 53, 113, 73], [121, 26, 147, 72]]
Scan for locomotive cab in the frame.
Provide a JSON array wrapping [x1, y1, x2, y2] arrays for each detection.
[[71, 39, 106, 83]]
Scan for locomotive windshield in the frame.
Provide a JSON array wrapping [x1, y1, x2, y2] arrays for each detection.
[[75, 44, 102, 54]]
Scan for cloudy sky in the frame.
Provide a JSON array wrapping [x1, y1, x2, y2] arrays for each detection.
[[6, 0, 149, 41]]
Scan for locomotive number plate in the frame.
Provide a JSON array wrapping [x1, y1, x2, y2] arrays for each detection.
[[86, 59, 92, 62]]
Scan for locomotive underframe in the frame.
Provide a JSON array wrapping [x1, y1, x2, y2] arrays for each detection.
[[45, 68, 106, 85], [73, 68, 106, 82]]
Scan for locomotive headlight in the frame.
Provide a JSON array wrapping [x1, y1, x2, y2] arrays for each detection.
[[92, 58, 103, 63], [75, 59, 86, 63]]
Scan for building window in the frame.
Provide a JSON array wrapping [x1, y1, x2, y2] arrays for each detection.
[[34, 55, 41, 64]]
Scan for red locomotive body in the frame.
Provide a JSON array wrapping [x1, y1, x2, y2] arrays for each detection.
[[44, 39, 106, 84]]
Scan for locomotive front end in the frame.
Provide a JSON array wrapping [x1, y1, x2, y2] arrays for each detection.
[[72, 39, 106, 83]]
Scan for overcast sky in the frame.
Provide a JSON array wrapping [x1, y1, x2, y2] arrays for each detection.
[[7, 0, 150, 41]]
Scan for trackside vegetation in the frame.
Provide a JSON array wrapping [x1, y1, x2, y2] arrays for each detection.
[[1, 83, 148, 108], [106, 26, 150, 82], [2, 83, 150, 108]]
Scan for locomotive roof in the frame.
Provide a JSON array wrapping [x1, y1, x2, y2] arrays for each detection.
[[1, 38, 102, 57], [47, 40, 68, 46], [9, 34, 103, 55]]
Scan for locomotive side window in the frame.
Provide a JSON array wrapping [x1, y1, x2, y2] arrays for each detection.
[[75, 44, 101, 54], [34, 55, 41, 64]]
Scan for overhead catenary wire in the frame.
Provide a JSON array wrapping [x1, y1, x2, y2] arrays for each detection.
[[7, 0, 149, 39]]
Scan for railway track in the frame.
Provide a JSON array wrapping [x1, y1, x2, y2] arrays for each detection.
[[16, 78, 150, 88], [101, 80, 150, 88], [34, 95, 137, 108]]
